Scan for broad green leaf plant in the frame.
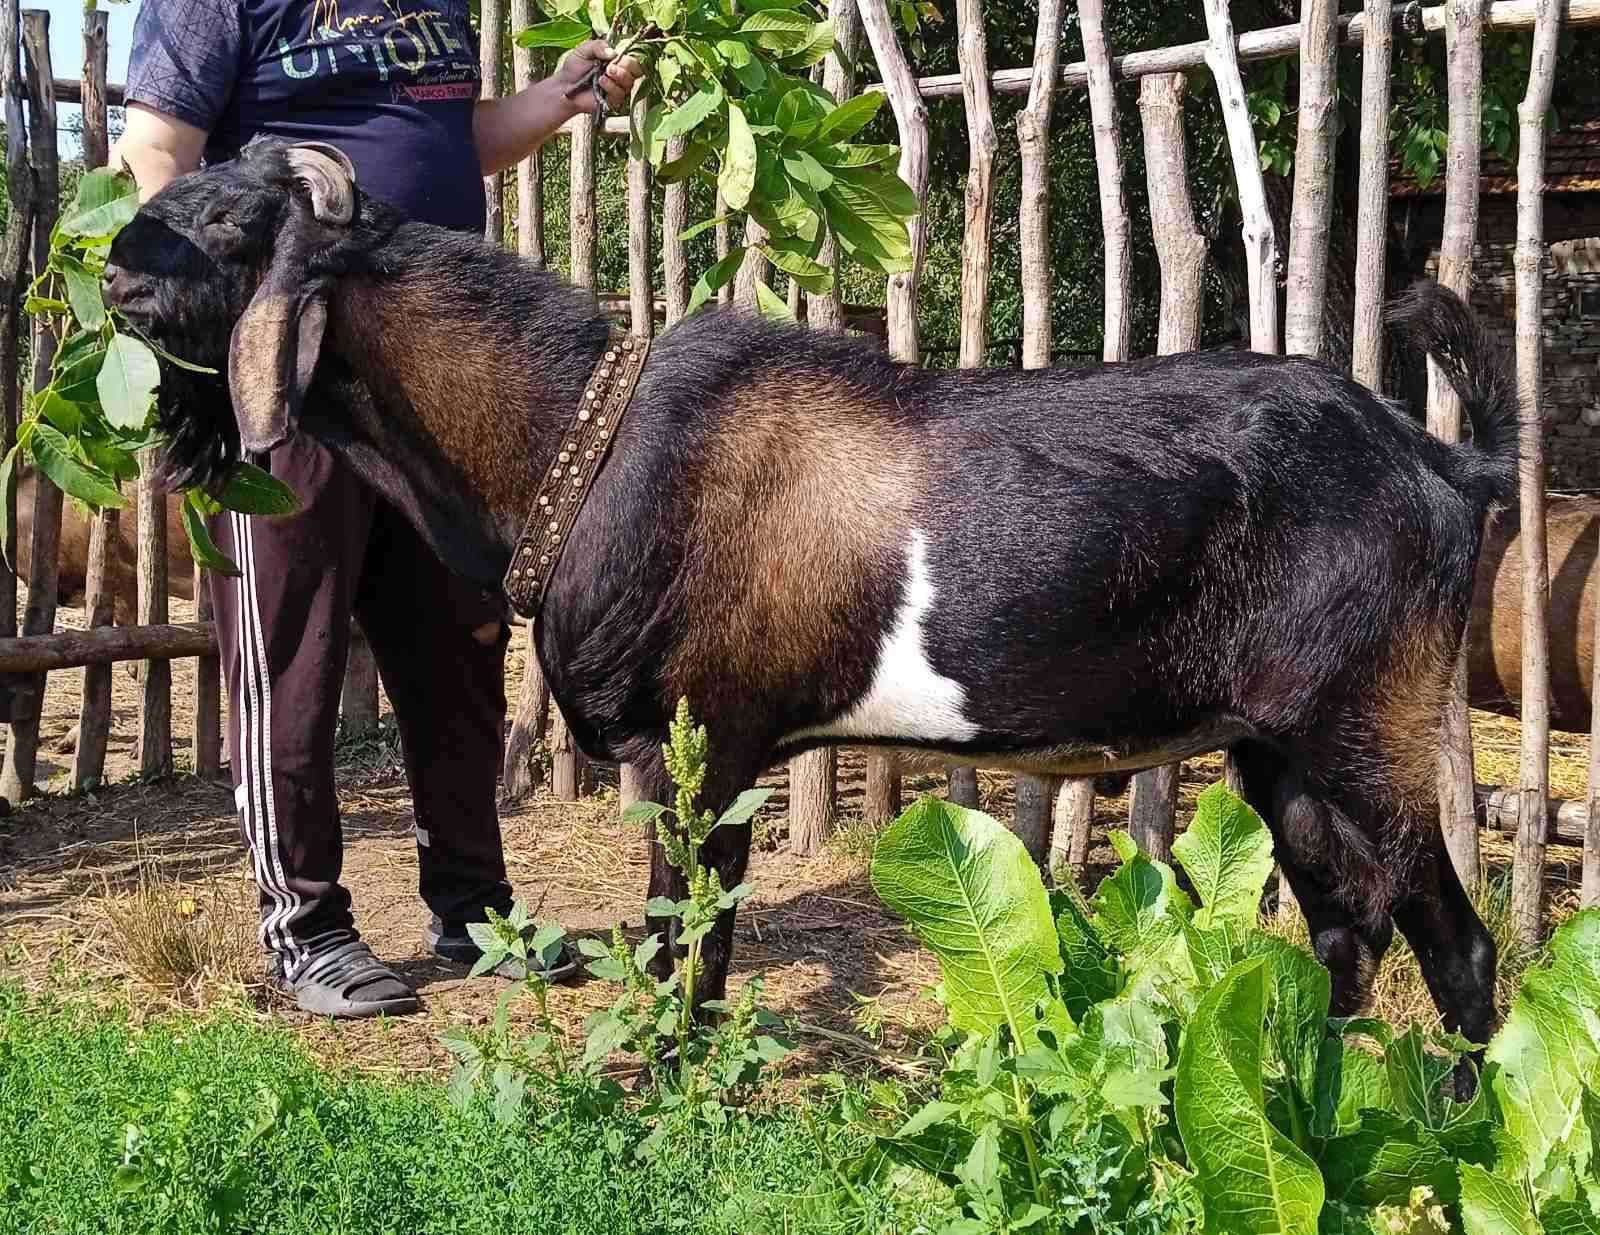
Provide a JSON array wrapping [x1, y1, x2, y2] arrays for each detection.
[[520, 0, 920, 314], [14, 167, 299, 577], [794, 784, 1600, 1235]]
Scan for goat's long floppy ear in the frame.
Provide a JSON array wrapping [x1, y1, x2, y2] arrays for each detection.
[[227, 144, 356, 454]]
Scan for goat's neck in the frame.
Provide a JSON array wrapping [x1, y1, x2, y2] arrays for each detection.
[[325, 262, 608, 567]]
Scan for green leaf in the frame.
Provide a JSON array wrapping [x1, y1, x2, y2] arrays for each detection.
[[1385, 1023, 1460, 1132], [870, 796, 1063, 1050], [1174, 955, 1325, 1235], [812, 91, 885, 144], [738, 8, 812, 51], [686, 245, 746, 315], [1543, 1194, 1600, 1235], [96, 332, 161, 431], [0, 443, 18, 568], [216, 462, 300, 516], [754, 280, 795, 322], [1251, 934, 1332, 1109], [1313, 1037, 1392, 1139], [1051, 888, 1119, 1021], [658, 143, 713, 185], [1321, 1111, 1456, 1207], [622, 801, 669, 826], [783, 149, 834, 192], [654, 81, 725, 144], [822, 178, 913, 274], [30, 423, 126, 510], [1091, 835, 1191, 973], [1485, 911, 1600, 1182], [1460, 1162, 1539, 1235], [61, 258, 107, 332], [1173, 783, 1275, 929], [515, 18, 592, 48], [58, 168, 140, 238], [35, 391, 84, 436], [715, 787, 773, 831], [180, 492, 241, 576], [676, 213, 727, 243], [719, 101, 757, 211]]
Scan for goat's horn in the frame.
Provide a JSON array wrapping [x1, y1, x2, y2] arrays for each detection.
[[285, 142, 356, 226]]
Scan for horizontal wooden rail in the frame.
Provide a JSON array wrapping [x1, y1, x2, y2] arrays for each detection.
[[1478, 783, 1590, 848], [64, 0, 1599, 139], [0, 621, 215, 673], [893, 0, 1600, 98]]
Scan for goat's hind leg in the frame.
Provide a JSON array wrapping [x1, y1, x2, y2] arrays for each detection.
[[1228, 741, 1395, 1016]]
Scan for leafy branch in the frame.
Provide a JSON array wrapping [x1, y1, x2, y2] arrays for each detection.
[[520, 0, 920, 314], [14, 168, 299, 578]]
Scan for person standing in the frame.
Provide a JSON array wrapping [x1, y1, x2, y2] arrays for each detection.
[[113, 0, 641, 1017]]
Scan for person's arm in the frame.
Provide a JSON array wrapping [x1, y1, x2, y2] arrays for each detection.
[[473, 40, 643, 177], [111, 103, 208, 201], [111, 0, 239, 198]]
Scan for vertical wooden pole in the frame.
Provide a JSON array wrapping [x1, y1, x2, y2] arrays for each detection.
[[662, 139, 690, 323], [1433, 0, 1487, 892], [1202, 0, 1280, 356], [0, 0, 28, 705], [480, 0, 505, 246], [511, 0, 545, 267], [858, 0, 928, 827], [1081, 0, 1131, 363], [1511, 0, 1561, 947], [788, 0, 857, 853], [72, 6, 117, 791], [550, 107, 597, 800], [1284, 0, 1338, 361], [1351, 0, 1393, 391], [1019, 0, 1076, 864], [500, 0, 549, 803], [1, 9, 60, 803], [946, 0, 994, 816], [619, 90, 653, 812], [1051, 776, 1097, 877], [714, 190, 733, 307], [735, 219, 773, 307], [1129, 70, 1207, 866], [339, 620, 379, 736]]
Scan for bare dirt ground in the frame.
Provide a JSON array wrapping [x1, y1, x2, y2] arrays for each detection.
[[0, 598, 1590, 1084]]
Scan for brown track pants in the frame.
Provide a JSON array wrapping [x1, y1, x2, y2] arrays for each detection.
[[206, 435, 513, 976]]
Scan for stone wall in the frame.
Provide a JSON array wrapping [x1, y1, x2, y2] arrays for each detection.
[[1427, 231, 1600, 490]]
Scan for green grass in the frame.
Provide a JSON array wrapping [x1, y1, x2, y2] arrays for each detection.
[[0, 987, 839, 1235]]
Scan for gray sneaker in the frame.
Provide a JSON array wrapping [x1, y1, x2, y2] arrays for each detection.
[[272, 936, 420, 1018]]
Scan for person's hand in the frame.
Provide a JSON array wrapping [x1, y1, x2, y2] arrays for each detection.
[[556, 40, 646, 117]]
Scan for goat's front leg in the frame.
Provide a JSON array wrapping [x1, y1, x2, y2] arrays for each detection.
[[632, 752, 684, 984], [693, 818, 755, 1009]]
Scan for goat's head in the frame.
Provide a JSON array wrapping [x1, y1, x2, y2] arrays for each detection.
[[103, 138, 380, 489]]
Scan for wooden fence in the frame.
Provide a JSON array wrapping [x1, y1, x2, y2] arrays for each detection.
[[4, 0, 1599, 946]]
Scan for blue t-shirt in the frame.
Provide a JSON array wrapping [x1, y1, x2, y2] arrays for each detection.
[[124, 0, 486, 233]]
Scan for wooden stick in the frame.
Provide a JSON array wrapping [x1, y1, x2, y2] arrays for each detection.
[[1477, 783, 1589, 847], [338, 619, 379, 737], [714, 189, 733, 307], [135, 463, 172, 777], [858, 0, 927, 827], [0, 0, 28, 693], [511, 0, 545, 267], [1433, 0, 1487, 891], [1284, 0, 1339, 360], [788, 0, 856, 851], [735, 218, 773, 308], [480, 0, 505, 247], [1016, 0, 1063, 369], [1, 10, 60, 803], [662, 138, 690, 324], [943, 0, 996, 819], [1511, 0, 1561, 946], [1351, 0, 1394, 390], [71, 6, 115, 792], [501, 624, 550, 804], [569, 112, 597, 290], [191, 560, 221, 778], [0, 621, 217, 673], [1203, 0, 1280, 356], [1130, 71, 1207, 860], [1082, 0, 1131, 364], [619, 90, 654, 812], [550, 701, 587, 801], [1050, 776, 1097, 879]]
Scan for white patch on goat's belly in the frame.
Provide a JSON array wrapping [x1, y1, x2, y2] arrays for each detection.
[[785, 530, 979, 746]]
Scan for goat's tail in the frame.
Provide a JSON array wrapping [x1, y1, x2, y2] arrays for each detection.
[[1384, 279, 1518, 509]]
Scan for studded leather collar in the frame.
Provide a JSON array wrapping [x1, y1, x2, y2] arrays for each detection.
[[502, 326, 651, 621]]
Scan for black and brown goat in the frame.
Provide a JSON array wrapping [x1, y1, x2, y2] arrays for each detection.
[[104, 138, 1519, 1047]]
